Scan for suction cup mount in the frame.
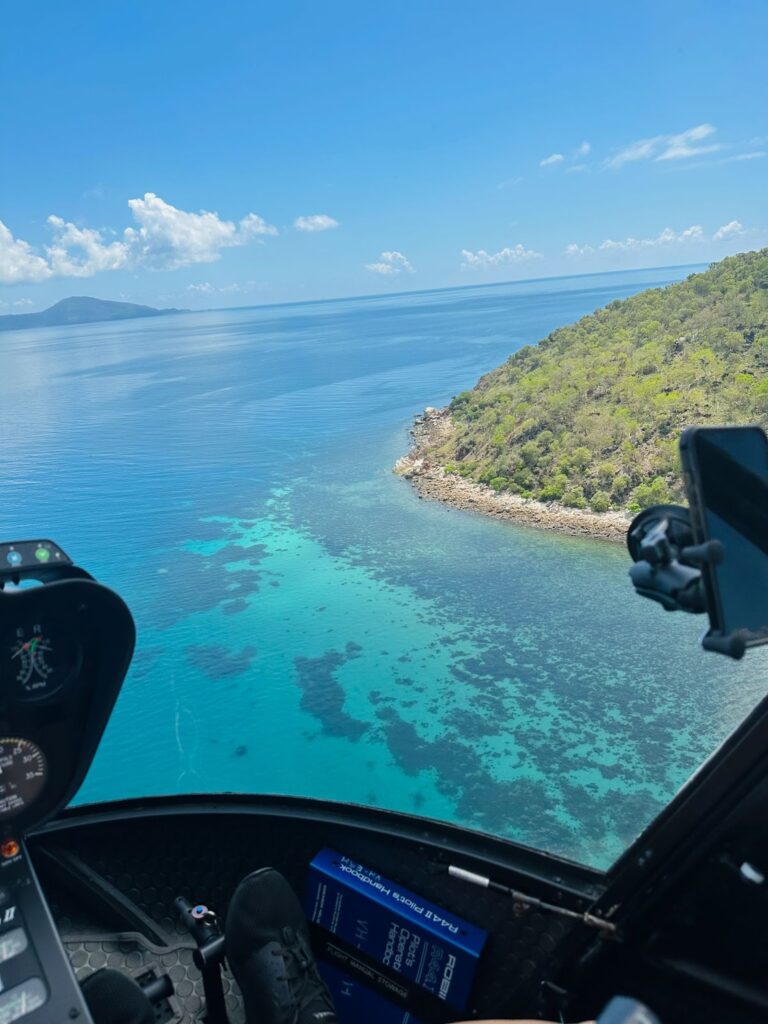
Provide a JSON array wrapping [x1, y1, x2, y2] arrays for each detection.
[[627, 505, 747, 659]]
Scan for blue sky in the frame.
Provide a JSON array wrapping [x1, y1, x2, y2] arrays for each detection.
[[1, 1, 766, 310]]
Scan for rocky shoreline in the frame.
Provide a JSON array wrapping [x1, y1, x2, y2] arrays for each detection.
[[394, 407, 632, 543]]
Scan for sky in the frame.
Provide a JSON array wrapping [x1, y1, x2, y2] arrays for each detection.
[[1, 0, 766, 311]]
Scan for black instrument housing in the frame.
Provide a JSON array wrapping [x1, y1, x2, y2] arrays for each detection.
[[0, 567, 135, 838]]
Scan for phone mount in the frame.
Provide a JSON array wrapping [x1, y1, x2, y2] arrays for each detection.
[[627, 505, 748, 660]]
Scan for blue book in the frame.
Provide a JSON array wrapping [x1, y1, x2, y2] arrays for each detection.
[[306, 848, 487, 1012]]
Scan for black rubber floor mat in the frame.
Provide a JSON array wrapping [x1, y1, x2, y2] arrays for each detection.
[[62, 930, 245, 1023]]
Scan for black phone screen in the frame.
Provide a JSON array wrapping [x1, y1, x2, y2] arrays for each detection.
[[690, 427, 768, 640]]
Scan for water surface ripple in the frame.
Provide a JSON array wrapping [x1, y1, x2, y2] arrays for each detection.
[[1, 268, 763, 868]]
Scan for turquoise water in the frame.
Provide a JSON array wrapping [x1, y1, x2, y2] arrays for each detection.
[[2, 267, 765, 869]]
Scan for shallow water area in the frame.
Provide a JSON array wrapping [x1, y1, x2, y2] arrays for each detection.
[[1, 267, 763, 869]]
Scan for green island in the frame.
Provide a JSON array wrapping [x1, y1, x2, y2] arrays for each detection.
[[396, 249, 768, 539]]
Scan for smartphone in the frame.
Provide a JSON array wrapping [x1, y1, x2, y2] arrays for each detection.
[[680, 425, 768, 647]]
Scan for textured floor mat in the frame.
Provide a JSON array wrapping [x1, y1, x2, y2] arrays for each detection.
[[62, 929, 244, 1023]]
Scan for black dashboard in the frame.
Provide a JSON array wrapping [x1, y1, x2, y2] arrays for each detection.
[[0, 540, 135, 1024]]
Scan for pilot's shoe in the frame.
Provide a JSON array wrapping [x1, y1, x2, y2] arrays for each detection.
[[226, 867, 340, 1024]]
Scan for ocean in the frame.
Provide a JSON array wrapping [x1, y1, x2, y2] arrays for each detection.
[[2, 266, 764, 869]]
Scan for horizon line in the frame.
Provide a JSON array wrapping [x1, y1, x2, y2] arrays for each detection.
[[0, 259, 715, 320], [196, 260, 711, 315]]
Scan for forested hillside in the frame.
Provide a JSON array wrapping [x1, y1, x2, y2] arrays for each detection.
[[436, 249, 768, 512]]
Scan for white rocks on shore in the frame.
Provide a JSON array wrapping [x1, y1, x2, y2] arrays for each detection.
[[395, 406, 631, 543]]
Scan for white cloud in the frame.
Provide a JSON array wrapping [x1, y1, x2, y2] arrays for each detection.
[[461, 244, 542, 268], [598, 225, 705, 251], [729, 151, 766, 162], [541, 143, 590, 170], [187, 280, 258, 295], [124, 193, 277, 269], [46, 215, 130, 277], [606, 123, 722, 169], [713, 220, 744, 241], [657, 124, 722, 162], [294, 214, 339, 232], [566, 164, 589, 174], [365, 251, 414, 275], [0, 193, 278, 285], [567, 221, 749, 256], [14, 298, 34, 307], [0, 221, 53, 283], [496, 176, 524, 189], [564, 243, 595, 257]]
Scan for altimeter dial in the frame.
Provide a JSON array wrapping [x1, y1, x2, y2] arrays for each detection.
[[0, 739, 47, 820]]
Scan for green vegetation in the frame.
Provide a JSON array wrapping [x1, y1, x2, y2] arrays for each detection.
[[436, 250, 768, 512]]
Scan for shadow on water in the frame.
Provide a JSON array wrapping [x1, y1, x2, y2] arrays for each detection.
[[2, 267, 758, 869]]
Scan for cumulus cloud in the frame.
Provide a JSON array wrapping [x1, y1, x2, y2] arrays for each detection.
[[575, 141, 591, 157], [461, 245, 542, 269], [124, 193, 277, 269], [365, 251, 414, 275], [46, 216, 131, 277], [713, 220, 744, 241], [294, 214, 339, 232], [606, 123, 722, 169], [565, 221, 750, 256], [564, 243, 595, 257], [0, 221, 53, 283], [0, 193, 279, 285], [540, 153, 564, 167], [598, 225, 705, 251]]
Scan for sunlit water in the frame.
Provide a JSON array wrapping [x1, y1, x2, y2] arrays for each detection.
[[2, 267, 765, 869]]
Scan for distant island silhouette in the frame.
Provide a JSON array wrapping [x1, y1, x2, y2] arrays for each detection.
[[0, 296, 187, 332]]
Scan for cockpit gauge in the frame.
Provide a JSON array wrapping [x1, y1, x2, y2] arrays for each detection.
[[0, 740, 47, 820], [3, 623, 78, 700]]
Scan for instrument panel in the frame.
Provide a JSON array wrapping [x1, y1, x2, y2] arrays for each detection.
[[0, 538, 134, 1024], [0, 538, 135, 837]]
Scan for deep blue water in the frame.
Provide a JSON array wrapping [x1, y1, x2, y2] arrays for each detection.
[[2, 267, 765, 869]]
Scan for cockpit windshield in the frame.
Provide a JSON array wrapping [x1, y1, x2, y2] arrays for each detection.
[[1, 3, 766, 870]]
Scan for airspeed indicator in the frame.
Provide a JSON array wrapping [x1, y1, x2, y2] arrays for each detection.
[[0, 740, 47, 820]]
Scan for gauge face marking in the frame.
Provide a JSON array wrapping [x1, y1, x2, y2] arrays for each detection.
[[3, 621, 78, 700], [0, 740, 47, 820], [11, 628, 53, 690]]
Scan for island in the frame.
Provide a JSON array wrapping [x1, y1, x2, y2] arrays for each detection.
[[0, 296, 186, 332], [395, 248, 768, 541]]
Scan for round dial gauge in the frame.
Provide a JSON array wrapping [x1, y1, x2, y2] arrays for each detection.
[[5, 621, 78, 700], [0, 739, 47, 820]]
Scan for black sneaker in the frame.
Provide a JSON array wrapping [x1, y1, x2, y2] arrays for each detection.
[[225, 867, 339, 1024]]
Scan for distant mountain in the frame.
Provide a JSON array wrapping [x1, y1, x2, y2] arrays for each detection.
[[0, 296, 186, 332]]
